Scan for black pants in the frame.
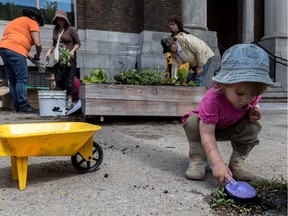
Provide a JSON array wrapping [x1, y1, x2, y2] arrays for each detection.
[[53, 60, 76, 95]]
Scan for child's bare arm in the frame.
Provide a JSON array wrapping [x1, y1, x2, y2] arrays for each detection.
[[199, 121, 233, 183]]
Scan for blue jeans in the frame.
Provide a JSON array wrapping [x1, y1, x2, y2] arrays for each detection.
[[0, 48, 28, 108], [187, 58, 212, 87]]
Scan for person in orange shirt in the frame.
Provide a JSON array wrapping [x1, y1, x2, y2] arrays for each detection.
[[0, 7, 44, 113]]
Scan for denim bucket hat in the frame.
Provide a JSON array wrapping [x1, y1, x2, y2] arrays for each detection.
[[212, 43, 273, 85]]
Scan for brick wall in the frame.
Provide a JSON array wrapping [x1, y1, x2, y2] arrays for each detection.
[[142, 0, 181, 32], [77, 0, 181, 33]]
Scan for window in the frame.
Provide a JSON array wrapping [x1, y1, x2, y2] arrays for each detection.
[[0, 0, 75, 26]]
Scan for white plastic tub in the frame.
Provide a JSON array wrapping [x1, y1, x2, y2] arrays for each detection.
[[38, 90, 66, 116]]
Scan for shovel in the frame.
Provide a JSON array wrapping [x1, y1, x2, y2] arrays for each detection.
[[211, 166, 256, 199], [224, 177, 256, 199]]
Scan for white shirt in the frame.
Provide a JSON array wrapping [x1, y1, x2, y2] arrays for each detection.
[[177, 41, 184, 61]]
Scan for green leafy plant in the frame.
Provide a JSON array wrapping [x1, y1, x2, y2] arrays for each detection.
[[176, 68, 196, 86], [114, 69, 141, 85], [211, 187, 236, 208], [81, 68, 109, 84], [114, 68, 175, 86], [59, 47, 74, 66], [139, 68, 174, 85]]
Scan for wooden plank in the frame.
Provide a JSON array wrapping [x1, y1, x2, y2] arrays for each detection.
[[79, 84, 206, 102], [79, 84, 206, 117], [81, 99, 199, 117]]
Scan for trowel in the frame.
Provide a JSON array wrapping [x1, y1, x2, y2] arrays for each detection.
[[224, 177, 256, 199], [211, 166, 257, 199]]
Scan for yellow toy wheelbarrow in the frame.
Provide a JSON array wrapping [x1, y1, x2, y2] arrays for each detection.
[[0, 122, 103, 190]]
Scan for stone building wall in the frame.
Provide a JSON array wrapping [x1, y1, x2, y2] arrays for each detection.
[[72, 0, 203, 83], [77, 0, 181, 33], [0, 1, 221, 87]]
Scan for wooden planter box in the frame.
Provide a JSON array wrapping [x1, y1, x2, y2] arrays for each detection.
[[79, 84, 206, 118]]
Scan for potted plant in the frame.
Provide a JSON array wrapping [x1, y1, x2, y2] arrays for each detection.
[[59, 47, 74, 67]]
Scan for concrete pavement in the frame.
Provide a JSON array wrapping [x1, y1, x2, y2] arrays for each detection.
[[0, 102, 286, 215]]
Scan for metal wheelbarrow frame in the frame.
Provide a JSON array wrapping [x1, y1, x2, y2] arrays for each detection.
[[0, 122, 103, 190]]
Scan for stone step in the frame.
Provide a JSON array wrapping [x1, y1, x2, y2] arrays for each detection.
[[271, 82, 282, 87], [262, 82, 287, 102], [267, 87, 285, 92], [263, 91, 287, 98], [261, 98, 287, 103], [260, 102, 287, 114]]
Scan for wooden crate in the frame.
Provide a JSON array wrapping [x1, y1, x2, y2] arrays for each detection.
[[1, 87, 39, 110], [79, 84, 206, 117]]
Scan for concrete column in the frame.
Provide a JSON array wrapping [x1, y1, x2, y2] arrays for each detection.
[[181, 0, 208, 30], [180, 0, 221, 88], [261, 0, 287, 89], [263, 0, 287, 40], [242, 0, 254, 42]]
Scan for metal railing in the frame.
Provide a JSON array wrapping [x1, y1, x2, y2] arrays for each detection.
[[252, 42, 288, 82]]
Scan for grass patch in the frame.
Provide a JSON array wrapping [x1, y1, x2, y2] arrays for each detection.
[[208, 177, 287, 216]]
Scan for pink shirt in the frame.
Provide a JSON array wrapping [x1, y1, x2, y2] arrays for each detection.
[[182, 86, 261, 129]]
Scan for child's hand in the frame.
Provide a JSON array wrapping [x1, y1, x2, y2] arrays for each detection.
[[249, 106, 262, 123], [212, 162, 233, 183]]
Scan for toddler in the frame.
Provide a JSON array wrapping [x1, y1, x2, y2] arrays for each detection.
[[182, 43, 273, 183]]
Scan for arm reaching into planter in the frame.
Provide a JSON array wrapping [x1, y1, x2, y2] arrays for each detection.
[[161, 33, 214, 87]]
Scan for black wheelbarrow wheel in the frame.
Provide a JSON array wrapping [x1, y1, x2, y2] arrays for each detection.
[[71, 141, 103, 173]]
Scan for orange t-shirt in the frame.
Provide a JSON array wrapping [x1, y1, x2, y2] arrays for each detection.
[[0, 16, 39, 57]]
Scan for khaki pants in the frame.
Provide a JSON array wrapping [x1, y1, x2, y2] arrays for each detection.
[[183, 114, 262, 155]]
